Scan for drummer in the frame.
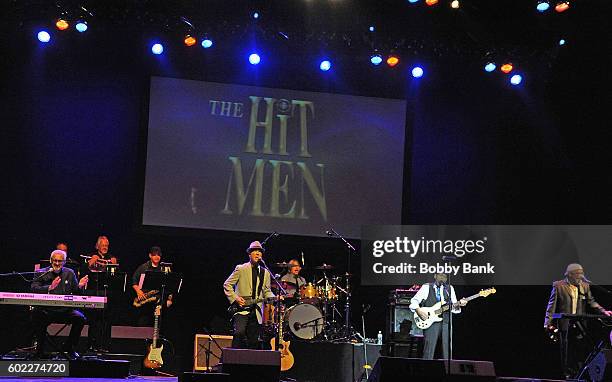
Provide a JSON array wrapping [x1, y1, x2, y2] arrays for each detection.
[[280, 259, 306, 299]]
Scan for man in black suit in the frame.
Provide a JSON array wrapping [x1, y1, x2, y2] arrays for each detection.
[[31, 250, 89, 359], [544, 263, 612, 378]]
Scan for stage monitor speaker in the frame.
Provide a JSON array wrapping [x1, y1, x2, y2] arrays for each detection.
[[367, 356, 496, 382], [180, 371, 230, 382], [588, 349, 612, 382], [194, 334, 233, 371], [221, 348, 280, 382]]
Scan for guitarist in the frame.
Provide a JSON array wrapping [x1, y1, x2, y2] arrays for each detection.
[[132, 246, 173, 326], [223, 241, 275, 349], [409, 273, 467, 360]]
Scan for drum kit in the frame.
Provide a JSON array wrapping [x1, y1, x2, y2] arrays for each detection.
[[263, 262, 350, 342]]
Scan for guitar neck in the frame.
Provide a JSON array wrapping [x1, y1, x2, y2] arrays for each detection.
[[440, 292, 482, 312]]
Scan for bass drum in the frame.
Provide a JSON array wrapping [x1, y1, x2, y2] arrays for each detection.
[[285, 303, 324, 340]]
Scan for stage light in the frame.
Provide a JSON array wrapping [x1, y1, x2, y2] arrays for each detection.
[[536, 1, 550, 12], [370, 54, 383, 66], [426, 0, 439, 6], [184, 35, 197, 47], [559, 38, 566, 46], [555, 1, 569, 12], [500, 63, 513, 74], [253, 11, 260, 19], [151, 43, 164, 55], [249, 53, 261, 65], [411, 66, 424, 78], [408, 0, 420, 3], [37, 30, 51, 43], [451, 0, 460, 9], [386, 55, 400, 67], [319, 60, 331, 72], [201, 38, 213, 48], [484, 62, 496, 72], [510, 74, 523, 85], [55, 18, 69, 31], [75, 20, 88, 32], [369, 26, 375, 32]]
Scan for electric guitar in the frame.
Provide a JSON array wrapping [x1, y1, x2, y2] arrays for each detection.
[[269, 302, 294, 371], [143, 305, 163, 369], [414, 287, 496, 330], [227, 296, 276, 315]]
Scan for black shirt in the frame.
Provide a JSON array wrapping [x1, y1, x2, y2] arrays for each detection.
[[132, 261, 161, 288], [31, 267, 81, 295]]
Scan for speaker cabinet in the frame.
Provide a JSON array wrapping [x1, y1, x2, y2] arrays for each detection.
[[367, 356, 496, 382], [588, 349, 612, 382], [221, 348, 280, 382], [193, 334, 233, 371]]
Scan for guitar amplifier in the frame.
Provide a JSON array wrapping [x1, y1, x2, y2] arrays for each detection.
[[388, 287, 420, 305], [193, 334, 233, 371], [386, 287, 423, 340]]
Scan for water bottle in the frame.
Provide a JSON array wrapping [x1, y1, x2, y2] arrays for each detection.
[[377, 330, 383, 345]]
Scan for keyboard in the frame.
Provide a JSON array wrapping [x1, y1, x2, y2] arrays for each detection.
[[552, 313, 610, 320], [0, 292, 106, 309]]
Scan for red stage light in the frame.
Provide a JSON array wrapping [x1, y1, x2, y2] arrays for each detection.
[[184, 35, 197, 47], [500, 63, 513, 74], [555, 1, 569, 12], [55, 19, 69, 31], [386, 55, 400, 67]]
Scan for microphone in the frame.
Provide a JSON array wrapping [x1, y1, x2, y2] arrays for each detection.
[[34, 267, 54, 280], [273, 232, 280, 237], [326, 230, 336, 236], [581, 275, 592, 284], [301, 251, 305, 266]]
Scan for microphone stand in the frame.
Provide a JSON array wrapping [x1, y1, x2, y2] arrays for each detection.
[[441, 255, 458, 375], [198, 326, 222, 372], [327, 228, 357, 340]]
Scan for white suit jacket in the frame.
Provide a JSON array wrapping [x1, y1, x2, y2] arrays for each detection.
[[223, 262, 275, 324]]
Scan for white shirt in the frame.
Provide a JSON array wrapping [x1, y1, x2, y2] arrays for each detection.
[[409, 283, 461, 314]]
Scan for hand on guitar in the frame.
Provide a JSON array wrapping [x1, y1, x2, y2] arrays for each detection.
[[459, 298, 468, 306], [235, 296, 246, 306], [416, 308, 428, 321], [136, 289, 147, 302], [603, 310, 612, 317]]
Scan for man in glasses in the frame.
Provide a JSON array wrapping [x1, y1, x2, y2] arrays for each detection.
[[31, 249, 89, 359]]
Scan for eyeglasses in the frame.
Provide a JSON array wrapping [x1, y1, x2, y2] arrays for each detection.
[[51, 259, 65, 263]]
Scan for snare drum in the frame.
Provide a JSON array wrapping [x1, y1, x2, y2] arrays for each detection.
[[317, 285, 337, 300], [299, 283, 319, 300], [285, 303, 324, 340]]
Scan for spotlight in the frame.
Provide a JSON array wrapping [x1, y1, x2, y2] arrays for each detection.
[[369, 26, 375, 32], [201, 38, 213, 48], [536, 1, 550, 12], [408, 0, 420, 3], [37, 30, 51, 43], [151, 43, 164, 55], [184, 35, 197, 47], [412, 66, 424, 78], [555, 1, 569, 12], [386, 55, 400, 67], [510, 74, 523, 85], [370, 54, 383, 66], [249, 53, 261, 65], [319, 60, 331, 72], [55, 18, 69, 31], [451, 0, 460, 9], [75, 20, 88, 32], [559, 38, 566, 46], [484, 62, 496, 72], [253, 11, 260, 19], [500, 63, 513, 74], [425, 0, 439, 6]]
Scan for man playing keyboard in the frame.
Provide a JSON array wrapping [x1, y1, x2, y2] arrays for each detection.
[[31, 249, 89, 359]]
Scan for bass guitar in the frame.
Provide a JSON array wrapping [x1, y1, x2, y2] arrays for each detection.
[[227, 296, 276, 315], [414, 287, 496, 330]]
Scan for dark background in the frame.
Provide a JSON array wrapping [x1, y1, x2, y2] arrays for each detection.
[[2, 0, 612, 379]]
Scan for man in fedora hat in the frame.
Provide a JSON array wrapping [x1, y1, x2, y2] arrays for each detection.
[[544, 263, 612, 378], [223, 241, 275, 349]]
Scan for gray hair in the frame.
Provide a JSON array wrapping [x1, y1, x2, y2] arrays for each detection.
[[50, 249, 67, 262]]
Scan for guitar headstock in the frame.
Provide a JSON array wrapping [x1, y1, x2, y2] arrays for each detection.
[[479, 287, 496, 297], [154, 305, 162, 316]]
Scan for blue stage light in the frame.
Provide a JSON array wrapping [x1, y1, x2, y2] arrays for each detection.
[[37, 30, 51, 43], [369, 26, 375, 32], [319, 60, 331, 72], [537, 1, 550, 12], [75, 21, 88, 33], [408, 0, 420, 3], [201, 38, 213, 48], [559, 39, 566, 46], [370, 54, 383, 66], [411, 66, 424, 78], [510, 74, 523, 85], [484, 62, 496, 72], [253, 12, 260, 19], [151, 43, 164, 55], [249, 53, 261, 65]]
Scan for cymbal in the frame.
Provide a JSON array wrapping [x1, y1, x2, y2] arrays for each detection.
[[272, 262, 292, 268], [314, 263, 334, 270]]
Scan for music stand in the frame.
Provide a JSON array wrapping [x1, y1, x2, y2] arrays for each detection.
[[139, 271, 183, 307]]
